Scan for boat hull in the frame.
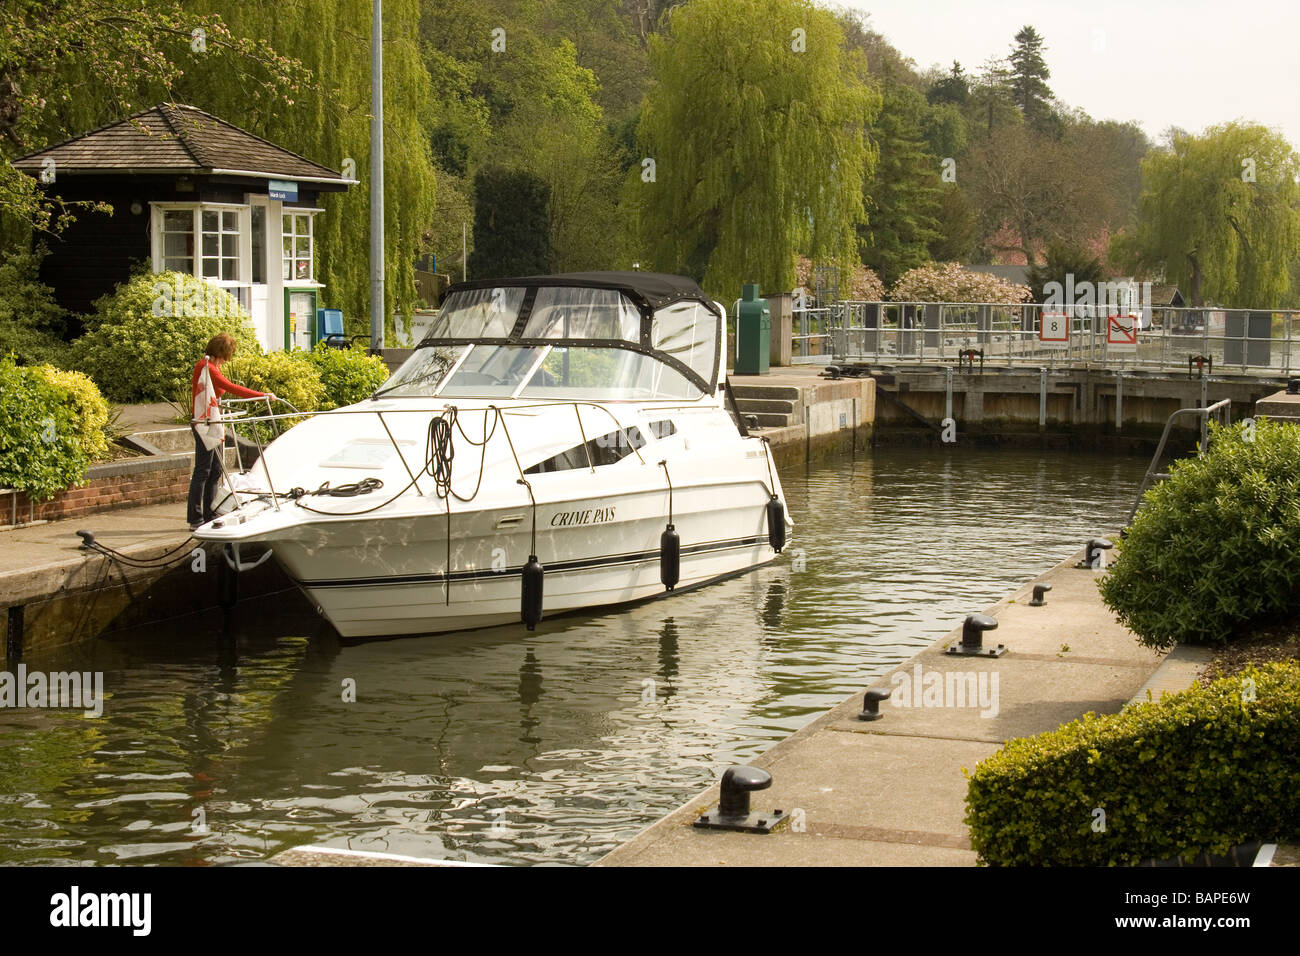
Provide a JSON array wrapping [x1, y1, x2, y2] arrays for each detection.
[[257, 479, 783, 637]]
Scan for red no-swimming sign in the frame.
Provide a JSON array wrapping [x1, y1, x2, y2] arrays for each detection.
[[1107, 313, 1138, 347]]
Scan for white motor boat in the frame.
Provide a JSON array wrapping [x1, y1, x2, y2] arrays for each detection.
[[196, 271, 792, 638]]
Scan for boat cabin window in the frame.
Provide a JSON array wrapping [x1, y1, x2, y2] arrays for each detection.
[[652, 301, 717, 389], [647, 420, 677, 439], [439, 345, 546, 398], [373, 345, 463, 399], [518, 348, 700, 401], [424, 287, 526, 338], [524, 426, 646, 474], [523, 287, 641, 341]]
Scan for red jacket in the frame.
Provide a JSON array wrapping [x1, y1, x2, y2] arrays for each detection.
[[192, 358, 267, 402]]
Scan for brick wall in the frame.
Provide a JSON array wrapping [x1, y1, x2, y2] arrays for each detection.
[[1, 455, 193, 526]]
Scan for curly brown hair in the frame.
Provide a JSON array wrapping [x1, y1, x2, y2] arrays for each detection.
[[204, 333, 237, 361]]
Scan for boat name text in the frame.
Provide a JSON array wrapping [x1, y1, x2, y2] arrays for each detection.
[[551, 506, 616, 527]]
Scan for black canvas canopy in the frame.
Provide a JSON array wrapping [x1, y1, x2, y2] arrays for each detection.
[[447, 271, 718, 314]]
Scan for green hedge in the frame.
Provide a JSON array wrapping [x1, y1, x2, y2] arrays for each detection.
[[0, 248, 70, 367], [964, 662, 1300, 866], [302, 341, 390, 410], [0, 355, 94, 501], [1100, 418, 1300, 648], [72, 271, 260, 403]]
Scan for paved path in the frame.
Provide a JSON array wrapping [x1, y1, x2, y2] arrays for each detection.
[[0, 501, 190, 607], [597, 547, 1169, 866]]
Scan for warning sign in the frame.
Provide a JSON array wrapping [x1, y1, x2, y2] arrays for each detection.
[[1107, 313, 1138, 351], [1039, 311, 1069, 348]]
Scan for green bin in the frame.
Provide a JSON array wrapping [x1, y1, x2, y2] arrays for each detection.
[[735, 283, 771, 374]]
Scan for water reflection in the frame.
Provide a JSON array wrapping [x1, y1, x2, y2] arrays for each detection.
[[0, 447, 1150, 866]]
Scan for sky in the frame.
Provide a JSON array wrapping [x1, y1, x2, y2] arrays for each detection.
[[843, 0, 1300, 149]]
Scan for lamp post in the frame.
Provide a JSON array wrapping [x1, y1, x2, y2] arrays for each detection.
[[369, 0, 385, 352]]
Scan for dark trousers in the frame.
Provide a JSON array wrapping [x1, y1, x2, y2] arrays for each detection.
[[188, 426, 223, 525]]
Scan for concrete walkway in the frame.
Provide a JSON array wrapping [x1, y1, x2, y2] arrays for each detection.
[[0, 501, 190, 596], [597, 547, 1170, 866]]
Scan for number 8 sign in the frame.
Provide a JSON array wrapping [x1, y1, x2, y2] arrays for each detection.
[[1040, 311, 1069, 348]]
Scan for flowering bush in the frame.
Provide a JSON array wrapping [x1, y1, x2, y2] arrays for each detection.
[[791, 256, 884, 302], [889, 262, 1032, 304]]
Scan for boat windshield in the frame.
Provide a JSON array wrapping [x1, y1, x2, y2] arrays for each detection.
[[378, 283, 720, 400], [376, 343, 703, 401]]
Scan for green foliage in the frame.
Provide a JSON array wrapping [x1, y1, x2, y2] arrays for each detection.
[[32, 365, 111, 462], [0, 355, 91, 501], [71, 271, 260, 403], [633, 0, 879, 302], [224, 350, 324, 413], [303, 341, 390, 410], [1099, 419, 1300, 648], [1025, 241, 1104, 302], [860, 81, 944, 288], [1130, 123, 1300, 308], [965, 663, 1300, 865], [1008, 26, 1058, 137], [182, 0, 436, 341], [222, 350, 324, 444], [468, 166, 552, 278], [0, 248, 69, 366], [1, 0, 311, 241]]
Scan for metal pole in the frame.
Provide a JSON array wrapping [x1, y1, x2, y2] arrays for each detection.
[[462, 221, 467, 281], [369, 0, 385, 352], [1116, 372, 1123, 432], [1039, 367, 1047, 429], [945, 366, 953, 422]]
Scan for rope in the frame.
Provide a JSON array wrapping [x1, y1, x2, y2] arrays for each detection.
[[79, 535, 198, 569]]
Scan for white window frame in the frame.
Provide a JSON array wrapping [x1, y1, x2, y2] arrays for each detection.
[[281, 208, 320, 285], [150, 202, 252, 295]]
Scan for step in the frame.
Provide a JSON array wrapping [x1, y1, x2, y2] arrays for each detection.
[[748, 412, 794, 428], [735, 398, 797, 415], [130, 427, 194, 454], [728, 384, 803, 401]]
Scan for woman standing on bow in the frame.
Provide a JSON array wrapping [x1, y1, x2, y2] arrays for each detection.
[[188, 333, 274, 529]]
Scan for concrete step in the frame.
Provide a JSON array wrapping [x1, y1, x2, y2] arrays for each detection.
[[735, 398, 797, 415], [729, 384, 802, 401], [129, 427, 193, 454], [748, 412, 794, 428]]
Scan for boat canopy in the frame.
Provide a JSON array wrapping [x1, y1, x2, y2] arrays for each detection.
[[414, 272, 722, 396]]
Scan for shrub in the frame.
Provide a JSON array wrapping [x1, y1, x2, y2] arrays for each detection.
[[889, 261, 1032, 303], [222, 350, 325, 443], [32, 365, 111, 462], [1099, 418, 1300, 648], [0, 248, 70, 366], [302, 341, 390, 410], [0, 355, 90, 501], [72, 271, 260, 403], [964, 662, 1300, 866]]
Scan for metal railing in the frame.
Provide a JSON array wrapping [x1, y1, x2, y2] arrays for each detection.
[[1128, 398, 1232, 524], [791, 301, 1300, 376]]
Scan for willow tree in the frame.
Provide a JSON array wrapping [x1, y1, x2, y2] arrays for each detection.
[[631, 0, 879, 301], [1131, 123, 1300, 308], [0, 0, 311, 245], [181, 0, 437, 337]]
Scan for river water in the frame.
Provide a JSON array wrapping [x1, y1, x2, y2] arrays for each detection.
[[0, 447, 1149, 867]]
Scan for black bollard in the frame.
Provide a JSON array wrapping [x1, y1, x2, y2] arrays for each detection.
[[1077, 538, 1114, 570], [1028, 582, 1052, 607], [946, 612, 1007, 657], [693, 765, 789, 833], [859, 686, 892, 721]]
